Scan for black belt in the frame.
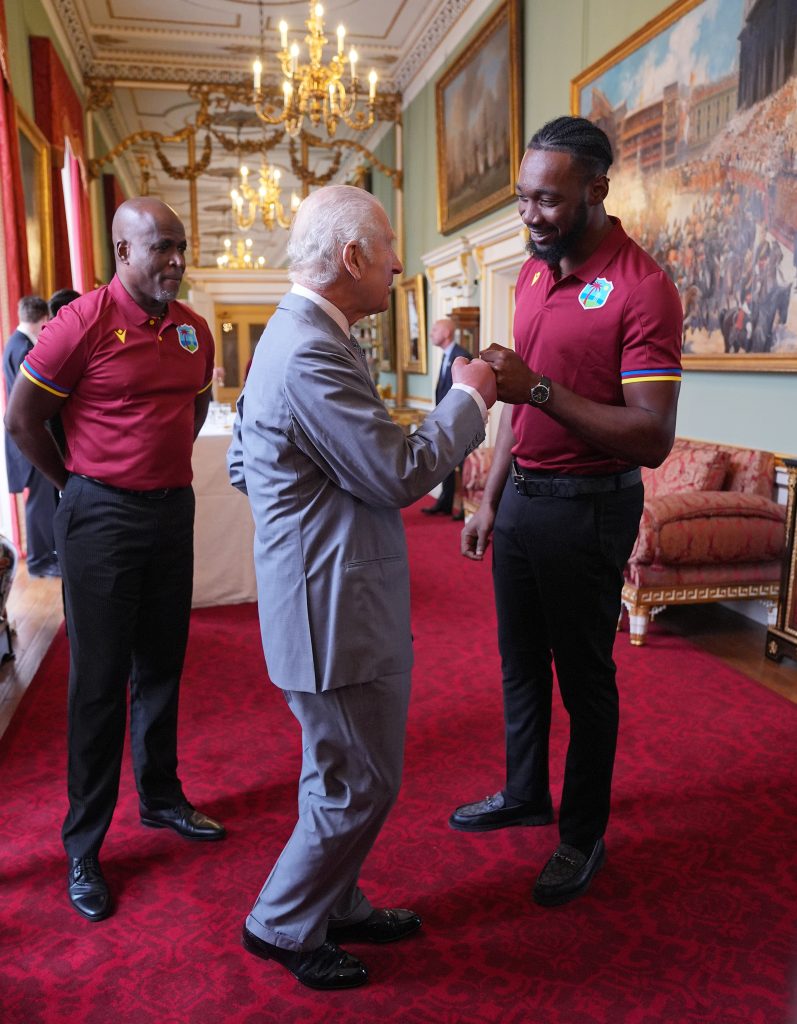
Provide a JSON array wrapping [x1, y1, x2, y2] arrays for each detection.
[[511, 460, 641, 498], [74, 474, 184, 500]]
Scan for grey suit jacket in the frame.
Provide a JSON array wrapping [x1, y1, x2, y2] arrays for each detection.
[[228, 292, 485, 693]]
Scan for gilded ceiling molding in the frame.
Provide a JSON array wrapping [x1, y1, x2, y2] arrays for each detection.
[[392, 0, 472, 92]]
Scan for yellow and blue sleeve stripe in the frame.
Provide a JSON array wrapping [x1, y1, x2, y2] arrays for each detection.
[[621, 367, 682, 385], [20, 361, 71, 398]]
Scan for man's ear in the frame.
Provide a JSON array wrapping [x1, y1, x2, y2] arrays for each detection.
[[116, 239, 130, 264], [342, 240, 363, 280], [588, 175, 609, 206]]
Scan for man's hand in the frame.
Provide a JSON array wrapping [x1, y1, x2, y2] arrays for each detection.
[[461, 503, 496, 560], [451, 356, 497, 408], [480, 343, 536, 404]]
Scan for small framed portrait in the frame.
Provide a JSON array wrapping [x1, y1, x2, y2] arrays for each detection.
[[398, 274, 427, 374]]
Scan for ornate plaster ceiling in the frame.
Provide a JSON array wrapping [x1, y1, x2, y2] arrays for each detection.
[[45, 0, 481, 268]]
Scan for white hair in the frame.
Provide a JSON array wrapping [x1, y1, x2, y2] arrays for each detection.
[[287, 185, 387, 289]]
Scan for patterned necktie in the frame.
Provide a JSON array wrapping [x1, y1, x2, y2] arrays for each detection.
[[350, 335, 368, 369]]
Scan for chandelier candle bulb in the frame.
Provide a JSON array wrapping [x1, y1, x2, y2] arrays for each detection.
[[290, 42, 299, 73], [349, 47, 358, 81], [279, 20, 288, 51], [337, 24, 345, 56], [252, 58, 262, 93], [369, 70, 377, 101]]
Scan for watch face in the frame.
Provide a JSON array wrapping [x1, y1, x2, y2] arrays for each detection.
[[530, 380, 550, 404]]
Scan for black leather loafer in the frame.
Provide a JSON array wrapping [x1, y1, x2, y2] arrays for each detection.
[[140, 801, 226, 841], [421, 505, 449, 516], [68, 856, 111, 921], [328, 908, 422, 944], [241, 925, 367, 990], [533, 838, 606, 907], [449, 791, 554, 832]]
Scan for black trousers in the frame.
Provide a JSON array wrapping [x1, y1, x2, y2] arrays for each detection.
[[23, 469, 58, 571], [492, 477, 643, 851], [54, 475, 195, 859]]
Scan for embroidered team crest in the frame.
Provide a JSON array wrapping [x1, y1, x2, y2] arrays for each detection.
[[114, 328, 127, 344], [531, 271, 541, 287], [177, 324, 198, 353], [578, 277, 614, 310]]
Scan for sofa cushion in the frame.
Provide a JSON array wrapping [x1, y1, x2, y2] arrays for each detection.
[[625, 560, 783, 588], [641, 440, 730, 499], [724, 447, 775, 498], [630, 490, 786, 566]]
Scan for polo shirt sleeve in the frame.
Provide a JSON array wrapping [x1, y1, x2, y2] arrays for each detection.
[[21, 304, 88, 399], [620, 270, 683, 386], [196, 317, 215, 394]]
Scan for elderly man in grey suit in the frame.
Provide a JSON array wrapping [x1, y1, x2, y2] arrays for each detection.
[[228, 184, 496, 991]]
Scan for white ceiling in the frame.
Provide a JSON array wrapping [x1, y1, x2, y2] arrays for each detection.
[[46, 0, 483, 268]]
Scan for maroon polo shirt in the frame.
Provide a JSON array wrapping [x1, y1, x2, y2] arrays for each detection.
[[511, 218, 683, 475], [22, 275, 214, 489]]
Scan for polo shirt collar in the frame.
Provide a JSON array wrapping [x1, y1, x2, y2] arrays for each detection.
[[108, 275, 178, 328]]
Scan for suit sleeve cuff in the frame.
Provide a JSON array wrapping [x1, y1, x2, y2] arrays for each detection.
[[451, 382, 487, 422]]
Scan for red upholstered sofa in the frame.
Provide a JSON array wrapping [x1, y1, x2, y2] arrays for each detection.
[[461, 438, 787, 647], [621, 438, 786, 645]]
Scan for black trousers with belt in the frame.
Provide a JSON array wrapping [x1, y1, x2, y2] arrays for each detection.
[[492, 472, 643, 852], [54, 475, 195, 859]]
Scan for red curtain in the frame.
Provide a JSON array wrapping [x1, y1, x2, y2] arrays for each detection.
[[0, 0, 32, 339], [29, 35, 94, 292]]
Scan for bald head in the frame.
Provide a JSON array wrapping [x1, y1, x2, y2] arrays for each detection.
[[112, 197, 187, 314], [431, 319, 455, 348]]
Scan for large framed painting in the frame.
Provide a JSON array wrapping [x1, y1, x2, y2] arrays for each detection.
[[573, 0, 797, 372], [16, 105, 54, 300], [398, 274, 427, 374], [436, 0, 522, 235]]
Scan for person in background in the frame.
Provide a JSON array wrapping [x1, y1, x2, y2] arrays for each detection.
[[5, 198, 226, 924], [421, 317, 471, 520], [49, 288, 81, 319], [3, 295, 59, 578], [449, 116, 682, 907], [229, 184, 496, 990]]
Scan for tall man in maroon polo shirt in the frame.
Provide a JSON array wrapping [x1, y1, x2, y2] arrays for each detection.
[[449, 117, 682, 906], [5, 198, 226, 922]]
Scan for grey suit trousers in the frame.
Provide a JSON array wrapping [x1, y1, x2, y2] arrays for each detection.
[[246, 670, 411, 952]]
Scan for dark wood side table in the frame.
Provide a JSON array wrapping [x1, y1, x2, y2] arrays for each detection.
[[766, 459, 797, 664]]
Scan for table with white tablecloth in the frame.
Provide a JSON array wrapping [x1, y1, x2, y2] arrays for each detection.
[[191, 423, 257, 607]]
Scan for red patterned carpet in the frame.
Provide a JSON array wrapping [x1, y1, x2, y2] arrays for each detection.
[[1, 503, 796, 1023]]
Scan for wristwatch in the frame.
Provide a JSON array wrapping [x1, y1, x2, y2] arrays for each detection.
[[529, 374, 551, 406]]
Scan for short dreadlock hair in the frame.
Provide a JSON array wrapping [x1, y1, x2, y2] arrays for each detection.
[[528, 116, 613, 180]]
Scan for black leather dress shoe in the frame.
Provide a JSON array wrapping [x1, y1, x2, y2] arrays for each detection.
[[29, 560, 61, 578], [451, 511, 465, 521], [533, 838, 606, 907], [241, 925, 367, 990], [68, 856, 111, 921], [449, 790, 554, 832], [140, 801, 226, 841], [328, 908, 422, 944], [421, 505, 450, 516]]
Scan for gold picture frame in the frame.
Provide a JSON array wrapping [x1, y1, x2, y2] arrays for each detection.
[[15, 105, 54, 300], [572, 0, 797, 372], [435, 0, 522, 235], [398, 274, 427, 375]]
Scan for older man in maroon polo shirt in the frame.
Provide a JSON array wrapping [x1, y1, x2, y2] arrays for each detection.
[[5, 197, 226, 923]]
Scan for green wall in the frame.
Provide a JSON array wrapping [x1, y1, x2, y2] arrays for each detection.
[[399, 0, 796, 455]]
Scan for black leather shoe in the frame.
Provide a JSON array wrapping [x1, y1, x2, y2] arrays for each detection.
[[29, 560, 61, 578], [140, 801, 226, 841], [328, 908, 422, 944], [68, 856, 111, 921], [451, 511, 465, 521], [449, 791, 554, 832], [242, 925, 367, 990], [421, 505, 450, 516], [533, 838, 606, 907]]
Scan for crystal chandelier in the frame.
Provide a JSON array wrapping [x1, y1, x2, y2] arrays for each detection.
[[252, 0, 378, 138], [216, 237, 267, 270], [230, 163, 301, 232]]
